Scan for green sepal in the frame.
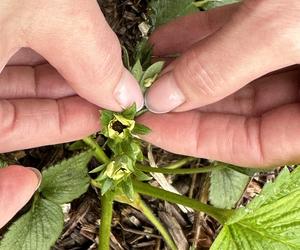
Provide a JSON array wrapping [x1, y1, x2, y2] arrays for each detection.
[[132, 123, 151, 135]]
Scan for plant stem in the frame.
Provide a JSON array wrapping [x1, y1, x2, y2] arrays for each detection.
[[133, 180, 233, 224], [136, 163, 224, 175], [134, 195, 177, 250], [99, 191, 114, 250], [83, 136, 110, 164], [163, 157, 196, 169], [115, 193, 177, 250]]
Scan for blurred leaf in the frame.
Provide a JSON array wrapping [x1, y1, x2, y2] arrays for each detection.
[[101, 178, 114, 195], [149, 0, 198, 28], [40, 151, 92, 204], [0, 198, 63, 250], [209, 163, 250, 209], [121, 178, 135, 200], [101, 110, 114, 127], [131, 59, 144, 82], [132, 123, 151, 135], [67, 140, 86, 151], [0, 157, 8, 168], [195, 0, 240, 10], [140, 61, 165, 91], [121, 103, 137, 120], [211, 167, 300, 249]]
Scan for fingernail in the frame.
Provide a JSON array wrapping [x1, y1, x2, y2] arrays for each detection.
[[114, 69, 144, 111], [28, 167, 42, 191], [145, 72, 185, 113]]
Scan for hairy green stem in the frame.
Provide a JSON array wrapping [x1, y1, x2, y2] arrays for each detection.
[[83, 136, 110, 164], [114, 193, 177, 250], [136, 163, 224, 175], [163, 157, 196, 169], [99, 192, 114, 250], [133, 180, 233, 224], [134, 195, 177, 250]]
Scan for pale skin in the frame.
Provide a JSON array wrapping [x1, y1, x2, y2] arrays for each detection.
[[0, 0, 299, 228]]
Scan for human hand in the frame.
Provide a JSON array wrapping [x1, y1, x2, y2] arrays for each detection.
[[0, 166, 41, 228], [0, 0, 143, 152], [0, 0, 143, 228], [142, 1, 300, 167]]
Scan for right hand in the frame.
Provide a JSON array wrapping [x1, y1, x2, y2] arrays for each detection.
[[143, 0, 300, 167]]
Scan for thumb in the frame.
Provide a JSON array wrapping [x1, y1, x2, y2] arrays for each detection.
[[10, 0, 143, 111], [145, 2, 298, 113], [0, 166, 41, 228]]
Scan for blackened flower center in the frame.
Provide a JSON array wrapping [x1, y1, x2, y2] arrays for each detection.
[[112, 121, 127, 133]]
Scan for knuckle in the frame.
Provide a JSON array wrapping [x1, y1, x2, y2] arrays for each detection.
[[178, 49, 223, 99], [0, 100, 16, 134]]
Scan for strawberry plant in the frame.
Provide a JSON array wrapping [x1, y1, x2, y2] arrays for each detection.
[[1, 1, 300, 250]]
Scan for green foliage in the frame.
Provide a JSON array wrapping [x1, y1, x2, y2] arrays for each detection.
[[0, 198, 64, 250], [40, 151, 92, 204], [195, 0, 240, 10], [0, 157, 8, 168], [149, 0, 198, 28], [1, 152, 92, 250], [209, 163, 250, 209], [96, 104, 151, 198], [211, 167, 300, 250]]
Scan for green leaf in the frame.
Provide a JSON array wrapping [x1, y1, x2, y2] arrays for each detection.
[[131, 59, 144, 82], [134, 38, 153, 68], [140, 61, 164, 91], [101, 110, 114, 127], [121, 178, 135, 200], [101, 178, 114, 195], [209, 163, 250, 209], [67, 140, 86, 151], [0, 157, 8, 168], [0, 198, 64, 250], [229, 164, 273, 177], [122, 46, 131, 69], [132, 123, 151, 135], [133, 168, 153, 181], [149, 0, 198, 28], [89, 164, 106, 174], [195, 0, 240, 10], [40, 151, 92, 204], [121, 103, 137, 120], [211, 167, 300, 250]]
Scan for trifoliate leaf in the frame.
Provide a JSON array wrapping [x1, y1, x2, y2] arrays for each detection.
[[132, 123, 151, 135], [0, 198, 63, 250], [149, 0, 198, 28], [131, 60, 144, 83], [121, 103, 137, 120], [39, 151, 92, 204], [211, 167, 300, 250], [209, 163, 250, 209]]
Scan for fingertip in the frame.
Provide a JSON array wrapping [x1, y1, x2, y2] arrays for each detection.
[[0, 166, 41, 228], [113, 69, 144, 111], [145, 72, 186, 113]]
